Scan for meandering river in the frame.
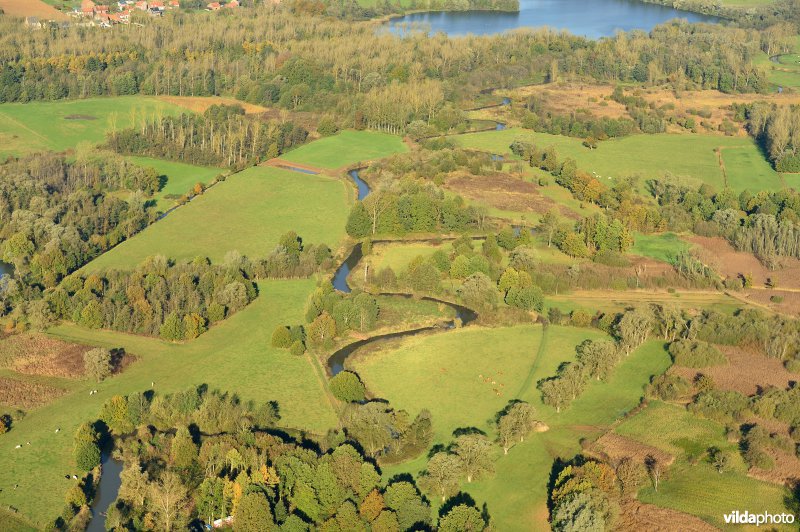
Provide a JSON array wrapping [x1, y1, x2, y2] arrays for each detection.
[[385, 0, 720, 38]]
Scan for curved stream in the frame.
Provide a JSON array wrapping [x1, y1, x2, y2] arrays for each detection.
[[327, 169, 480, 375], [86, 454, 123, 531]]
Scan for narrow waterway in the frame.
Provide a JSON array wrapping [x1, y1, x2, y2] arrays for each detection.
[[86, 454, 124, 532]]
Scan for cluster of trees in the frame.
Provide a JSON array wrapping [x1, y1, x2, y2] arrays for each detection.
[[369, 233, 545, 313], [304, 283, 381, 348], [417, 401, 540, 504], [0, 151, 160, 289], [746, 103, 800, 172], [106, 104, 309, 169], [519, 94, 637, 139], [253, 231, 334, 280], [341, 400, 434, 462], [44, 254, 257, 340], [539, 307, 654, 412], [360, 147, 500, 187], [668, 339, 727, 368], [550, 458, 652, 531], [650, 176, 800, 265], [346, 181, 482, 238]]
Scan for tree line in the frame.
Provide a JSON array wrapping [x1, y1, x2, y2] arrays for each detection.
[[106, 104, 309, 169]]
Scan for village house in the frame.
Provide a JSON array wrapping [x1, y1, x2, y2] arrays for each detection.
[[206, 1, 221, 9]]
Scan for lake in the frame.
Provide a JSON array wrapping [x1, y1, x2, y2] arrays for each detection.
[[385, 0, 719, 38]]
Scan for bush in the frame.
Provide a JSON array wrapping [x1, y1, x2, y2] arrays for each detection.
[[592, 249, 630, 267], [289, 341, 306, 356], [83, 348, 112, 382], [669, 340, 726, 368], [785, 359, 800, 373], [329, 371, 366, 403], [690, 390, 748, 423], [271, 326, 292, 348], [646, 374, 691, 400], [74, 441, 100, 471]]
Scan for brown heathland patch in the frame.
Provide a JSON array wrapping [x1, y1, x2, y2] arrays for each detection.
[[445, 172, 579, 219], [509, 83, 800, 136], [156, 96, 268, 115], [0, 0, 69, 20], [689, 235, 800, 290], [670, 346, 799, 396], [0, 334, 89, 379], [592, 433, 675, 467], [748, 448, 800, 486], [0, 377, 66, 409], [617, 500, 717, 532]]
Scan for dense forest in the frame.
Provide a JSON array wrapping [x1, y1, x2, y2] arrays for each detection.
[[0, 5, 787, 137], [0, 151, 160, 288], [61, 386, 492, 531]]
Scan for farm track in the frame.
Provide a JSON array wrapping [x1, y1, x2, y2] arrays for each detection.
[[514, 320, 549, 399]]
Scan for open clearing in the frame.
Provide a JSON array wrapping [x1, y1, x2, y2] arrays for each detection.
[[352, 327, 671, 531], [0, 0, 69, 20], [454, 128, 782, 193], [127, 156, 222, 211], [616, 400, 790, 529], [0, 96, 186, 157], [630, 232, 689, 263], [0, 334, 88, 379], [83, 166, 350, 271], [670, 345, 800, 396], [155, 95, 268, 114], [279, 130, 408, 170], [0, 279, 336, 527]]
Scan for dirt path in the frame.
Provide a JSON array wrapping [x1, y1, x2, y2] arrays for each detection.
[[514, 321, 549, 399]]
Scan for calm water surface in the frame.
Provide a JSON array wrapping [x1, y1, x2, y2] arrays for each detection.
[[386, 0, 719, 38]]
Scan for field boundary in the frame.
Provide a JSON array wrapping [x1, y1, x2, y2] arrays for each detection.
[[514, 321, 548, 399]]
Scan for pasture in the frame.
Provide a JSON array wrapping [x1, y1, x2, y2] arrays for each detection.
[[630, 232, 690, 263], [0, 96, 186, 157], [616, 401, 791, 529], [83, 166, 350, 271], [0, 279, 336, 527], [454, 129, 782, 193], [127, 156, 222, 211], [279, 130, 408, 170], [351, 325, 670, 531]]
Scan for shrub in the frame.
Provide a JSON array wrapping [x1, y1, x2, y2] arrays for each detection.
[[785, 359, 800, 374], [690, 390, 748, 423], [329, 371, 366, 403], [669, 340, 726, 368], [83, 348, 112, 382], [289, 341, 306, 356], [271, 326, 292, 348], [570, 309, 593, 328], [646, 374, 691, 400]]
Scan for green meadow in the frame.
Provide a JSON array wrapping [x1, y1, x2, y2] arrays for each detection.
[[454, 129, 782, 193], [83, 166, 351, 271], [0, 280, 336, 528], [0, 97, 185, 157], [630, 232, 690, 263], [279, 130, 408, 170], [351, 325, 670, 531], [127, 156, 222, 211], [616, 401, 790, 529]]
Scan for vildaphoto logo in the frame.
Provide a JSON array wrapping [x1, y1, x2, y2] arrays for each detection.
[[723, 510, 796, 526]]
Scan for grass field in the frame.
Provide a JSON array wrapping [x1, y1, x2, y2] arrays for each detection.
[[279, 130, 408, 170], [0, 279, 337, 527], [351, 326, 670, 531], [616, 401, 791, 529], [454, 129, 781, 193], [127, 156, 222, 211], [0, 97, 186, 157], [83, 166, 350, 271], [630, 232, 689, 263]]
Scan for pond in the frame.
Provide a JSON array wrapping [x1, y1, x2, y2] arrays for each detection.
[[384, 0, 719, 38], [0, 262, 12, 277]]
